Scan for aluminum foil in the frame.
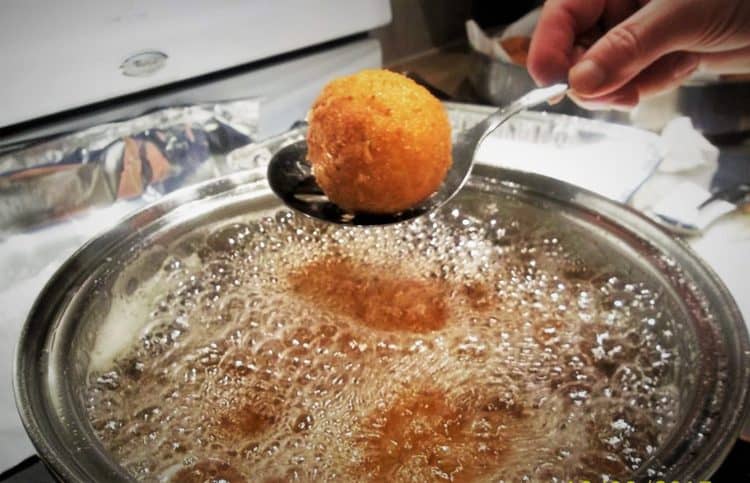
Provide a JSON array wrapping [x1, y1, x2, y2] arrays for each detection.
[[0, 100, 259, 233]]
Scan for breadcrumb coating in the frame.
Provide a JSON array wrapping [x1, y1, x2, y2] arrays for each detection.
[[307, 69, 452, 214]]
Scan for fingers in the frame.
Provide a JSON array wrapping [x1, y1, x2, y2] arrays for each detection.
[[601, 0, 639, 30], [629, 52, 700, 99], [528, 0, 607, 86], [571, 51, 700, 110], [533, 0, 750, 109], [569, 0, 699, 97], [699, 46, 750, 74], [568, 88, 639, 111]]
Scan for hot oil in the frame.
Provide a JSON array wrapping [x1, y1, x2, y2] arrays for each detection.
[[84, 206, 681, 482]]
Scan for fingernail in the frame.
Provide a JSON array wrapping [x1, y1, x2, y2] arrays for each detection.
[[567, 91, 603, 111], [568, 90, 635, 112], [569, 59, 607, 94], [546, 93, 566, 106]]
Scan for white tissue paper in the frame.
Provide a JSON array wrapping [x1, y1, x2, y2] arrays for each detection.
[[466, 19, 514, 63], [659, 117, 720, 173], [648, 181, 736, 233], [633, 116, 725, 232], [466, 8, 540, 63]]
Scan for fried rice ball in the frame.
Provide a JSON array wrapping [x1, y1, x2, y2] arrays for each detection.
[[307, 69, 452, 214]]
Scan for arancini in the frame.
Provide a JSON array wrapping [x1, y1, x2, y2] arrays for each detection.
[[307, 69, 452, 214]]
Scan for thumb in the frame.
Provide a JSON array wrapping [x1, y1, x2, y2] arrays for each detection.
[[569, 0, 698, 96]]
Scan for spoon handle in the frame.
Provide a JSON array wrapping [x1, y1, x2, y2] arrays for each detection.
[[443, 84, 568, 202], [463, 83, 569, 149]]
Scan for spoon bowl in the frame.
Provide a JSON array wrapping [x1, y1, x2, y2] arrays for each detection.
[[267, 83, 568, 225]]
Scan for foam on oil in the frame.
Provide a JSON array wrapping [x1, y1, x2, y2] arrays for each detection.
[[84, 205, 680, 482]]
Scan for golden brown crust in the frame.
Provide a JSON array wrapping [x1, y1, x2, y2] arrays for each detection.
[[307, 69, 452, 214]]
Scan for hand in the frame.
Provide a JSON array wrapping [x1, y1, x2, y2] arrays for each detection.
[[527, 0, 750, 109]]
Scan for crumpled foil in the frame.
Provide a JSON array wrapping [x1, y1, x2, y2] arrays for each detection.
[[0, 100, 259, 232]]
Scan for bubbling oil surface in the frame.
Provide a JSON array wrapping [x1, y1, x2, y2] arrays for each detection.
[[84, 204, 681, 482]]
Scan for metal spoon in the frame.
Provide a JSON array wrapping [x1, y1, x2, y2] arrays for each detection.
[[267, 83, 568, 226]]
